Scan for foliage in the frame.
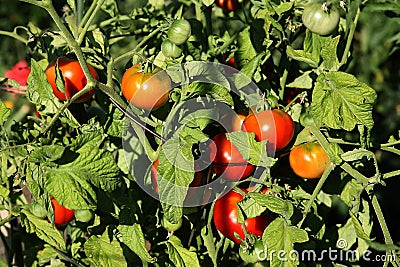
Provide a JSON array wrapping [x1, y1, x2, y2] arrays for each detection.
[[0, 0, 400, 266]]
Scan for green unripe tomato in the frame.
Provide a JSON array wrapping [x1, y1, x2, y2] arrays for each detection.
[[239, 240, 266, 263], [161, 216, 182, 232], [167, 19, 191, 45], [299, 113, 315, 127], [302, 3, 340, 35], [75, 209, 94, 223], [29, 201, 47, 219], [161, 39, 183, 58]]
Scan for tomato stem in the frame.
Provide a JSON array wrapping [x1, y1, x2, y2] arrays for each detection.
[[77, 0, 105, 45], [298, 161, 335, 228]]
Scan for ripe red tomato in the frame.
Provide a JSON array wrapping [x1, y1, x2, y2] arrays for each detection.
[[289, 142, 330, 179], [242, 109, 294, 152], [213, 189, 271, 244], [121, 68, 171, 110], [216, 0, 241, 12], [209, 133, 255, 181], [50, 196, 75, 228], [151, 160, 202, 200], [45, 57, 98, 103]]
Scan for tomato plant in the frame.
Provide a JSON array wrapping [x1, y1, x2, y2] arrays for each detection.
[[289, 142, 330, 179], [121, 67, 171, 110], [50, 196, 75, 228], [45, 57, 98, 103], [302, 2, 340, 36], [1, 0, 400, 266], [242, 109, 294, 152], [209, 133, 255, 181], [213, 189, 271, 244]]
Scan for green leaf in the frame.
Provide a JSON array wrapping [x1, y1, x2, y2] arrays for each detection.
[[63, 146, 120, 191], [273, 2, 293, 15], [166, 236, 200, 267], [321, 36, 340, 71], [340, 179, 364, 213], [310, 72, 377, 131], [341, 148, 375, 162], [27, 59, 54, 103], [0, 100, 11, 123], [84, 230, 126, 267], [227, 131, 274, 168], [28, 145, 65, 163], [237, 195, 267, 223], [20, 209, 66, 251], [157, 135, 195, 221], [46, 168, 97, 210], [286, 71, 313, 89], [201, 225, 217, 266], [286, 46, 318, 68], [249, 192, 293, 219], [117, 224, 156, 263], [236, 27, 257, 69], [263, 218, 308, 267]]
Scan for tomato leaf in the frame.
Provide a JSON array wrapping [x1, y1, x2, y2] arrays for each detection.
[[226, 131, 275, 168], [310, 72, 377, 131], [249, 192, 293, 219], [84, 230, 126, 267], [157, 135, 195, 222], [235, 27, 257, 69], [0, 101, 11, 123], [28, 145, 65, 163], [321, 36, 340, 71], [166, 235, 200, 267], [286, 71, 313, 89], [237, 196, 267, 223], [340, 179, 364, 213], [201, 225, 218, 266], [26, 59, 54, 103], [286, 46, 319, 68], [20, 209, 66, 251], [263, 218, 308, 267], [117, 224, 156, 263]]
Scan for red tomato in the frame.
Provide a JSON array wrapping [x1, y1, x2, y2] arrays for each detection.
[[289, 142, 330, 179], [242, 109, 294, 152], [216, 0, 241, 12], [121, 68, 171, 110], [50, 196, 75, 228], [213, 189, 271, 244], [121, 64, 141, 90], [209, 133, 255, 181], [45, 57, 98, 103], [151, 160, 202, 200]]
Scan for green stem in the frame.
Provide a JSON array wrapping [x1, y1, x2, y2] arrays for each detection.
[[79, 0, 98, 28], [298, 161, 335, 227], [339, 4, 360, 67], [77, 0, 105, 45], [380, 146, 400, 156], [368, 191, 400, 266], [113, 26, 163, 66], [383, 170, 400, 180], [381, 139, 400, 147], [0, 30, 28, 44]]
